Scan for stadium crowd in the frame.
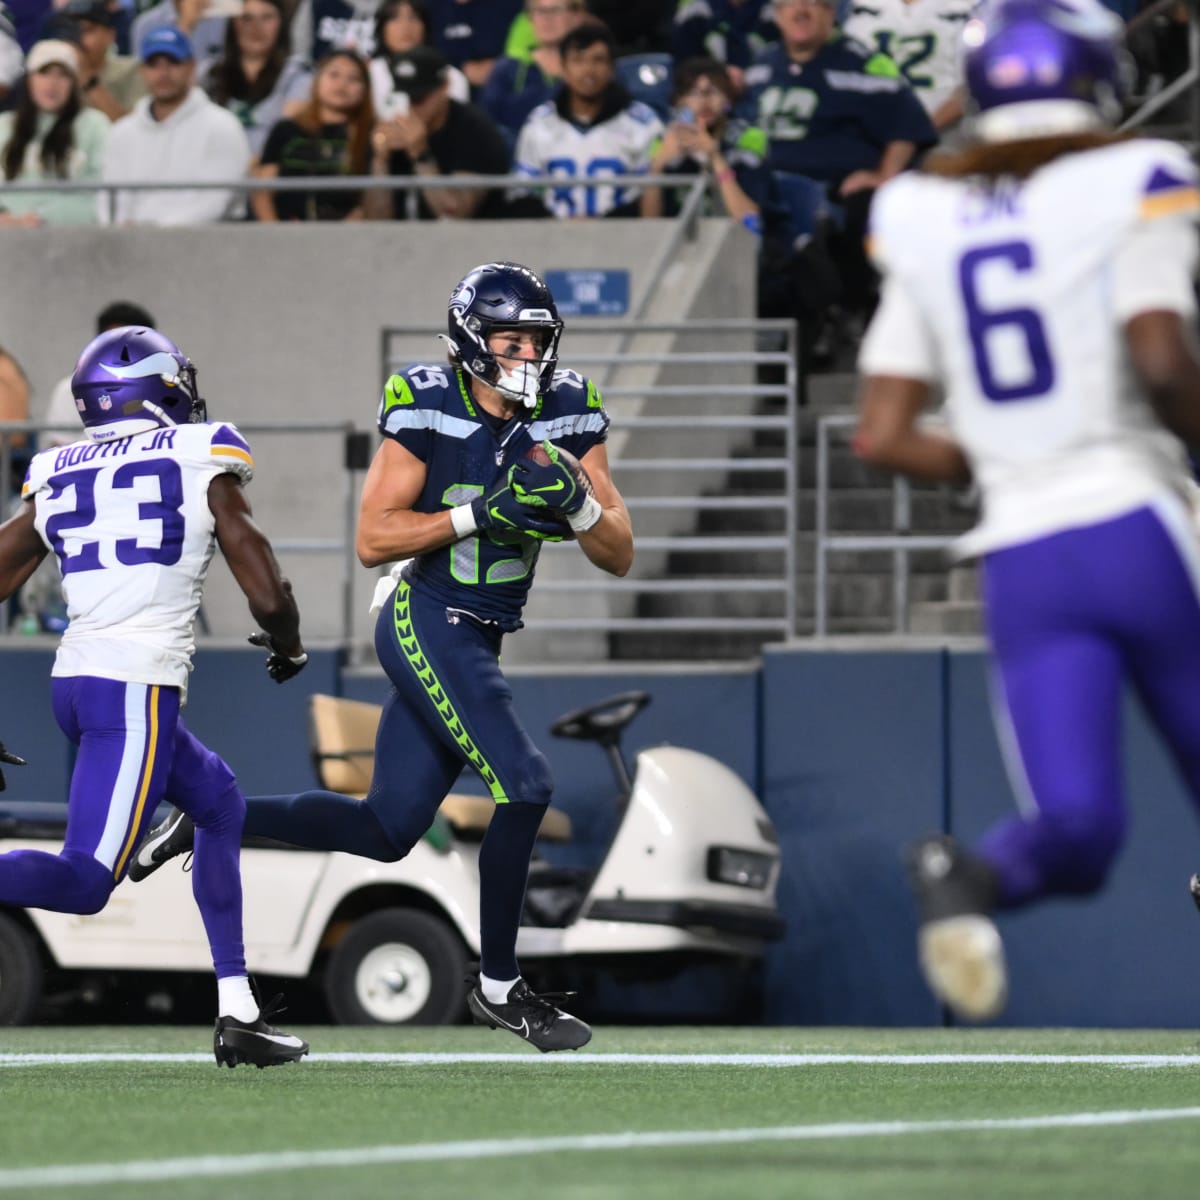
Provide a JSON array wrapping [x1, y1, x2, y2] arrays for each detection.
[[0, 0, 1189, 370]]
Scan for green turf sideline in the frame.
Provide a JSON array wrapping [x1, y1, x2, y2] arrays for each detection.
[[3, 1051, 1200, 1067], [2, 1108, 1200, 1190]]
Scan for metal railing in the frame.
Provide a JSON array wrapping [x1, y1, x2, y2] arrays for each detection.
[[1120, 0, 1200, 144], [0, 170, 711, 219], [379, 319, 799, 651], [813, 413, 960, 639]]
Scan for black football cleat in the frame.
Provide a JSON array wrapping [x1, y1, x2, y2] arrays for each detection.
[[467, 976, 592, 1053], [214, 997, 309, 1069], [127, 806, 194, 882], [907, 834, 1006, 1023]]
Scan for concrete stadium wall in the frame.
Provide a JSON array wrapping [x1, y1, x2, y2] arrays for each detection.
[[1, 219, 755, 647], [4, 640, 1196, 1026]]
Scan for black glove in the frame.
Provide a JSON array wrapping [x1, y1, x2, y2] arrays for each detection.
[[509, 441, 593, 517], [471, 480, 566, 543], [0, 740, 27, 793], [247, 632, 309, 684]]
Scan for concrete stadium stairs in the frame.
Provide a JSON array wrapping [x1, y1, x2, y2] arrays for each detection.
[[608, 371, 981, 662]]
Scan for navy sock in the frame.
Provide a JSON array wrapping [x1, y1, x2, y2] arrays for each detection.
[[477, 802, 545, 980], [244, 791, 399, 861]]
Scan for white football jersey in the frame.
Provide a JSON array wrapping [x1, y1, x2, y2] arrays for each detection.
[[22, 422, 255, 690], [843, 0, 976, 115], [860, 138, 1200, 557], [512, 99, 663, 218]]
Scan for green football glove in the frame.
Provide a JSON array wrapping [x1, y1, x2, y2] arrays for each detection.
[[471, 480, 566, 543], [509, 441, 590, 515]]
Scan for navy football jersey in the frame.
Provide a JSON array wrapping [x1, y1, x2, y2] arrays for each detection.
[[672, 0, 779, 69], [376, 363, 610, 628], [743, 34, 937, 185]]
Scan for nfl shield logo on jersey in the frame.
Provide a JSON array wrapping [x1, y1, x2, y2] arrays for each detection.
[[98, 394, 112, 411]]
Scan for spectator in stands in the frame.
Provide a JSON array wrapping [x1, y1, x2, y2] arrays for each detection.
[[363, 42, 509, 220], [6, 0, 50, 51], [641, 55, 766, 223], [302, 0, 375, 64], [1128, 0, 1190, 127], [424, 0, 522, 92], [745, 0, 935, 326], [41, 299, 156, 447], [100, 26, 251, 224], [254, 47, 372, 220], [586, 0, 675, 56], [0, 3, 28, 104], [842, 0, 975, 133], [512, 23, 662, 219], [131, 0, 227, 67], [201, 0, 310, 157], [0, 38, 109, 224], [61, 0, 145, 121], [672, 0, 778, 94], [369, 0, 467, 117], [478, 0, 587, 147]]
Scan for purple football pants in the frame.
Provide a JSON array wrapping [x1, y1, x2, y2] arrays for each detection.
[[0, 676, 248, 978], [978, 499, 1200, 908]]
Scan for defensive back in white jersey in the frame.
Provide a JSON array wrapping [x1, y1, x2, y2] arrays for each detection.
[[861, 138, 1200, 555], [21, 421, 255, 689]]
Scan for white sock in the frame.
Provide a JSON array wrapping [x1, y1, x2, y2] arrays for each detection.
[[481, 973, 520, 1004], [217, 975, 259, 1023]]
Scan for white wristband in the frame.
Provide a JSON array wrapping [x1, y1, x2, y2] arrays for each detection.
[[567, 494, 602, 533], [450, 503, 478, 539]]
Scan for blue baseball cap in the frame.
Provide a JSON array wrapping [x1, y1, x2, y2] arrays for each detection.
[[139, 26, 193, 62]]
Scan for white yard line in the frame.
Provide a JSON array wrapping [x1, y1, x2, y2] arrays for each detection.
[[2, 1051, 1200, 1067], [2, 1107, 1199, 1190]]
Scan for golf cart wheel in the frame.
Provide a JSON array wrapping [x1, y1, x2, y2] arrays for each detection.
[[0, 910, 43, 1025], [323, 908, 467, 1026]]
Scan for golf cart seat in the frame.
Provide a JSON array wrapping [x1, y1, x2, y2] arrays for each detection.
[[308, 694, 573, 843]]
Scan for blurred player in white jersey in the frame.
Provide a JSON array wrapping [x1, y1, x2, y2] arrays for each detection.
[[853, 0, 1200, 1021], [0, 326, 311, 1066], [842, 0, 977, 131]]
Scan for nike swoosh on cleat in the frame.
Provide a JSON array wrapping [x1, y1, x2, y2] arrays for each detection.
[[226, 1030, 306, 1048], [484, 1009, 529, 1037]]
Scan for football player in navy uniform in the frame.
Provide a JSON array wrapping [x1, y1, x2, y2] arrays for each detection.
[[0, 326, 309, 1067], [135, 263, 634, 1050]]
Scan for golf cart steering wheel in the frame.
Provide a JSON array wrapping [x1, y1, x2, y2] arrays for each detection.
[[549, 691, 652, 742]]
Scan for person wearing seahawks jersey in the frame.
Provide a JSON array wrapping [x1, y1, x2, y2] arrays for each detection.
[[130, 262, 633, 1051], [0, 325, 309, 1067], [746, 0, 936, 333]]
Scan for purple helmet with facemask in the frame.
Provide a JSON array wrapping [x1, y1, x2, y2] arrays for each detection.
[[440, 262, 563, 410], [70, 326, 206, 442], [963, 0, 1125, 143]]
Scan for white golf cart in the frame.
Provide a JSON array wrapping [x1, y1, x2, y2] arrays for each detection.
[[0, 691, 783, 1025]]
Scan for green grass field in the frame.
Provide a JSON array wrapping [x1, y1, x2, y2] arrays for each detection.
[[2, 1026, 1199, 1199]]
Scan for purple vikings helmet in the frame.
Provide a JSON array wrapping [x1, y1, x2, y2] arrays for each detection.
[[70, 326, 206, 442], [441, 262, 564, 408], [963, 0, 1126, 142]]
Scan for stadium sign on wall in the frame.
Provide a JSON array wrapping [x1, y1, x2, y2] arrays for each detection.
[[544, 270, 630, 317]]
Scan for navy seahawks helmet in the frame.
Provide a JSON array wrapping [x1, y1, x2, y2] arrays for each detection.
[[442, 262, 563, 407], [70, 327, 206, 442], [963, 0, 1125, 142]]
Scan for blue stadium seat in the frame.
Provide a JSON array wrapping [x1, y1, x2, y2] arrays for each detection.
[[615, 52, 674, 121], [768, 171, 844, 245]]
